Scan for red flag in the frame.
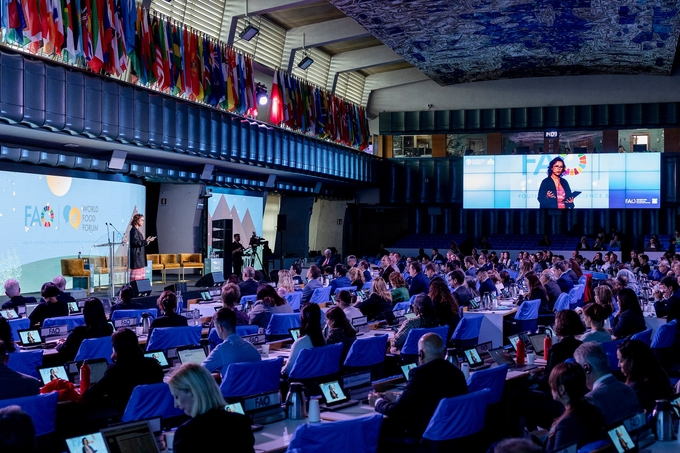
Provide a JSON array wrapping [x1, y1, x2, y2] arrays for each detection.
[[269, 69, 283, 124]]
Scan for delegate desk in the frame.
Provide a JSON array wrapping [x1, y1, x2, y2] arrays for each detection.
[[464, 305, 518, 349]]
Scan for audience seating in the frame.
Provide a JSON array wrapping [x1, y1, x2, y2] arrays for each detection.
[[421, 388, 490, 447], [362, 282, 372, 290], [121, 383, 184, 422], [110, 308, 158, 325], [43, 315, 85, 331], [466, 364, 508, 405], [7, 350, 43, 379], [9, 317, 29, 342], [309, 287, 332, 304], [333, 286, 356, 295], [651, 319, 678, 371], [146, 254, 166, 284], [284, 291, 302, 311], [0, 391, 58, 436], [207, 325, 259, 351], [60, 258, 91, 295], [91, 256, 110, 290], [160, 254, 181, 282], [286, 413, 383, 453], [507, 299, 540, 336], [179, 253, 203, 280], [220, 358, 284, 399], [343, 334, 388, 376], [74, 337, 113, 363], [288, 343, 343, 381], [630, 328, 653, 346], [553, 293, 570, 312], [146, 326, 202, 352], [568, 284, 585, 309], [401, 326, 449, 357], [451, 314, 484, 349], [602, 339, 625, 371], [240, 295, 257, 308], [266, 313, 301, 341], [393, 301, 411, 312]]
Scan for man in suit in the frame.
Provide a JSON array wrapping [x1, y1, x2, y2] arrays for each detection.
[[574, 342, 641, 425], [328, 264, 351, 295], [407, 261, 430, 297], [654, 275, 680, 322], [449, 270, 473, 307], [431, 248, 445, 263], [0, 340, 41, 400], [553, 261, 575, 294], [316, 249, 338, 268], [369, 333, 468, 439], [237, 267, 260, 297], [1, 279, 37, 310], [301, 265, 323, 305], [52, 276, 76, 303], [477, 269, 497, 296]]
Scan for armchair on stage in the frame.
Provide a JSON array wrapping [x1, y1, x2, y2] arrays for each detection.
[[179, 253, 203, 281], [146, 254, 166, 284], [60, 258, 91, 295]]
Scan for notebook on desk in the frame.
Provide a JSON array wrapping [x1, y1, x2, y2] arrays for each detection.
[[25, 302, 39, 318], [224, 402, 264, 432], [65, 432, 107, 453], [607, 423, 638, 453], [289, 328, 301, 341], [528, 333, 546, 355], [319, 380, 359, 411]]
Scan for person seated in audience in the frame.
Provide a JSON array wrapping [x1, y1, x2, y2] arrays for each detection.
[[576, 237, 590, 251], [1, 279, 37, 311], [276, 270, 295, 298], [83, 328, 164, 413], [463, 255, 479, 277], [220, 283, 248, 326], [335, 290, 363, 321], [579, 303, 612, 343], [609, 234, 621, 249], [638, 254, 651, 276], [328, 264, 351, 295], [447, 270, 472, 308], [430, 248, 445, 263], [552, 261, 575, 294], [282, 304, 325, 376], [108, 285, 143, 319], [476, 268, 497, 297], [429, 279, 460, 342], [348, 267, 365, 291], [28, 282, 68, 327], [591, 237, 605, 251], [51, 275, 76, 303], [653, 275, 680, 322], [389, 272, 409, 303], [237, 267, 260, 296], [407, 261, 430, 297], [289, 263, 303, 286], [346, 254, 357, 268], [424, 263, 439, 282], [602, 252, 620, 275], [316, 248, 338, 268], [324, 306, 356, 362], [544, 362, 606, 452], [593, 285, 615, 317], [203, 308, 260, 378], [300, 265, 322, 305], [355, 277, 392, 322], [168, 363, 254, 453], [249, 284, 293, 329], [537, 310, 585, 390], [611, 288, 646, 339], [539, 270, 561, 310], [646, 236, 661, 251], [0, 405, 36, 453], [477, 254, 493, 272], [650, 260, 669, 282], [616, 268, 639, 293], [359, 260, 372, 282], [493, 438, 541, 453], [531, 252, 546, 274], [465, 275, 481, 299], [148, 291, 188, 337], [369, 332, 468, 441], [568, 258, 583, 282], [0, 340, 40, 400], [378, 255, 396, 283], [390, 294, 440, 354], [523, 271, 550, 314], [617, 339, 674, 413], [573, 342, 640, 425], [57, 298, 114, 362], [0, 318, 16, 355], [498, 251, 512, 269]]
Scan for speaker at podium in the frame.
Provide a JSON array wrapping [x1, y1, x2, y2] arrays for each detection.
[[195, 272, 225, 288]]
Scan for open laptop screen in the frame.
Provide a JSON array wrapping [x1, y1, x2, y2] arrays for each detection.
[[65, 433, 107, 453], [607, 424, 636, 453], [101, 421, 160, 453], [319, 380, 347, 405], [25, 303, 39, 318], [0, 308, 18, 319], [464, 347, 483, 365], [177, 346, 207, 365], [144, 351, 170, 368], [18, 329, 42, 345], [400, 362, 417, 379], [38, 365, 68, 386]]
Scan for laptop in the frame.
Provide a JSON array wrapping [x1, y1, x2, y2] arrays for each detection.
[[289, 328, 301, 341], [319, 380, 359, 411], [200, 291, 213, 302], [463, 347, 491, 370], [404, 312, 416, 320], [607, 423, 638, 453], [67, 358, 109, 385], [0, 308, 18, 319], [400, 362, 417, 379], [113, 317, 137, 329], [37, 365, 69, 385], [144, 351, 171, 370], [25, 302, 39, 318], [528, 333, 547, 355], [18, 328, 44, 349], [101, 420, 161, 453], [65, 432, 107, 453], [351, 316, 370, 335], [488, 347, 538, 371], [67, 301, 81, 315], [507, 332, 531, 353], [177, 346, 207, 365], [475, 341, 493, 359]]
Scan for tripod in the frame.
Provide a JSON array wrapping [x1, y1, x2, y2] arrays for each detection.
[[249, 246, 270, 281]]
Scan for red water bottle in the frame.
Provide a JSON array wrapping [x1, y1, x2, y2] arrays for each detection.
[[80, 361, 91, 392], [543, 333, 552, 361], [516, 338, 526, 365]]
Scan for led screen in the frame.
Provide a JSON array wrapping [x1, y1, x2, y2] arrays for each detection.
[[463, 153, 660, 209], [0, 171, 145, 293]]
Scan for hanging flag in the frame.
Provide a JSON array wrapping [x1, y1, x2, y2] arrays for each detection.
[[120, 0, 135, 54], [269, 69, 283, 124], [202, 35, 212, 104], [210, 41, 225, 106], [7, 0, 27, 42]]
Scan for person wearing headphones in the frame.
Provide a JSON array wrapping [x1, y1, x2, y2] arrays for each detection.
[[148, 290, 188, 337]]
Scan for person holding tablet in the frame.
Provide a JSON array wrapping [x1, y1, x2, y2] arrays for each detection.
[[538, 157, 576, 209]]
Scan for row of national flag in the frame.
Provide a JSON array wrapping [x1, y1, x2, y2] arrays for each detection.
[[0, 2, 369, 150], [270, 69, 370, 151]]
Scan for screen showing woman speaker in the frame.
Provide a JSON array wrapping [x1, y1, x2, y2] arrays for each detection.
[[463, 153, 660, 209]]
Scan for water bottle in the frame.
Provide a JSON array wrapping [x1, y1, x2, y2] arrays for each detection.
[[177, 291, 184, 314], [80, 361, 91, 392], [544, 330, 552, 361], [516, 338, 526, 365], [652, 400, 674, 441]]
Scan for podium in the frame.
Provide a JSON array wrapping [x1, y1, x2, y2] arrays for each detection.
[[93, 238, 126, 299], [204, 258, 223, 275]]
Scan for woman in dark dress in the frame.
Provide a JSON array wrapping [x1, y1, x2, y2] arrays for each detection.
[[611, 288, 646, 339], [57, 298, 113, 362], [168, 363, 254, 453], [128, 214, 155, 282], [324, 306, 356, 362], [538, 157, 575, 209], [428, 279, 460, 342], [617, 339, 674, 413], [524, 271, 550, 314]]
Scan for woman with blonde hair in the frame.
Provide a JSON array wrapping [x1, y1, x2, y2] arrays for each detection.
[[355, 277, 392, 321], [168, 363, 254, 452], [276, 270, 295, 297], [348, 267, 365, 290]]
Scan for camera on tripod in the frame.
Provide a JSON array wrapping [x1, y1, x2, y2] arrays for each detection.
[[249, 232, 267, 247]]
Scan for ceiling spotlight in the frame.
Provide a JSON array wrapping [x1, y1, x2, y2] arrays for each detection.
[[298, 56, 314, 70], [240, 24, 259, 41], [256, 83, 268, 105]]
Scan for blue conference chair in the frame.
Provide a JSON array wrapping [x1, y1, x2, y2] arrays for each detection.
[[630, 328, 653, 346], [288, 343, 343, 381], [393, 301, 411, 312], [507, 299, 540, 335], [651, 320, 678, 371], [602, 338, 625, 371], [578, 275, 587, 286], [75, 336, 113, 363], [568, 284, 585, 309], [286, 413, 383, 453], [240, 295, 257, 308], [361, 282, 372, 290], [265, 313, 300, 341], [284, 291, 302, 311], [309, 287, 332, 304], [466, 364, 509, 405], [554, 292, 570, 312], [0, 391, 58, 436], [7, 350, 43, 379], [220, 358, 284, 399], [421, 388, 490, 444], [451, 314, 484, 349], [43, 315, 85, 331], [208, 325, 259, 351], [146, 325, 202, 352], [111, 308, 158, 324], [401, 326, 450, 358], [122, 383, 184, 422], [9, 318, 29, 342], [344, 334, 388, 378]]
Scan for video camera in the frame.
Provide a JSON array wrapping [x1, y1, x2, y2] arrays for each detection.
[[249, 232, 267, 247]]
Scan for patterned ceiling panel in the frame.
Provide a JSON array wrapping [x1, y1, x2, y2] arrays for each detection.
[[329, 0, 680, 85]]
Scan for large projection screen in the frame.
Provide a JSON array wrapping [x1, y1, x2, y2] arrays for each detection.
[[0, 172, 145, 293], [463, 153, 660, 209]]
